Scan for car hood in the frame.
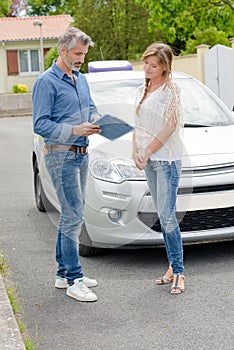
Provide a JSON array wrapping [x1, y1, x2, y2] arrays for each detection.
[[182, 126, 234, 168], [89, 125, 234, 168]]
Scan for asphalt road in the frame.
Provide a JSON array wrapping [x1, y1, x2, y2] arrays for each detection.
[[0, 116, 234, 350]]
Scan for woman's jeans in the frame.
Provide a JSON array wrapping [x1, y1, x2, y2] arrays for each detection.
[[145, 160, 184, 275], [44, 150, 89, 284]]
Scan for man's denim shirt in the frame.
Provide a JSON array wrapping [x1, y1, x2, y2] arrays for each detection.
[[32, 61, 98, 147]]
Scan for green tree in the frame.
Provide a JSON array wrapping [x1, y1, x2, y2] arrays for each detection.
[[74, 0, 160, 65], [0, 0, 11, 16], [27, 0, 163, 70], [182, 27, 231, 54], [137, 0, 234, 52], [26, 0, 77, 15]]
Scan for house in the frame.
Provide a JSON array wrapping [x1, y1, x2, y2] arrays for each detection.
[[0, 15, 73, 94]]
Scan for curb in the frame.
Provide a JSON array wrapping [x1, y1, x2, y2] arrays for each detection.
[[0, 112, 32, 118], [0, 274, 26, 350]]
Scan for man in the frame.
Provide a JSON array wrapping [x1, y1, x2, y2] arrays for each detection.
[[33, 27, 101, 302]]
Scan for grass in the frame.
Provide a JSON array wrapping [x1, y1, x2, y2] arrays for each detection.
[[0, 251, 36, 350], [0, 253, 9, 277]]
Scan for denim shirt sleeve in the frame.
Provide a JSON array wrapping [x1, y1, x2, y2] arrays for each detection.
[[32, 63, 99, 145], [32, 77, 73, 143]]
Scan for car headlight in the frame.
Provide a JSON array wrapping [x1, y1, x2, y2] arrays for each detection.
[[90, 159, 145, 183]]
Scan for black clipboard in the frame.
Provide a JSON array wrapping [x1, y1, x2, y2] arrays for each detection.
[[93, 114, 134, 140]]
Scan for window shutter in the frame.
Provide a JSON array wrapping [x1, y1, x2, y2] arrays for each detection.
[[44, 48, 50, 56], [7, 50, 19, 75]]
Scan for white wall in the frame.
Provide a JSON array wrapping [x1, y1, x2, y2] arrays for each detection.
[[204, 44, 234, 111]]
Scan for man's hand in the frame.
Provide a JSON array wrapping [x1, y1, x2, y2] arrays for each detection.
[[72, 122, 101, 136]]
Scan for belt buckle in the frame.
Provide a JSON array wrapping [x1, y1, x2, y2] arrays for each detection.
[[78, 146, 86, 154]]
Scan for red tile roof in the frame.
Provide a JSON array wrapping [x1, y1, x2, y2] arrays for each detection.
[[0, 15, 73, 42]]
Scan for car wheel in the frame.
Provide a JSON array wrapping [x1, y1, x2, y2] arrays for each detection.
[[33, 158, 47, 212], [79, 223, 103, 257]]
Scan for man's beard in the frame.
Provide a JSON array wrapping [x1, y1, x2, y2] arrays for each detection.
[[64, 55, 81, 72]]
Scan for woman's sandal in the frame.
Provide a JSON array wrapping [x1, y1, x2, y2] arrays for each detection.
[[170, 274, 185, 294], [155, 267, 173, 285]]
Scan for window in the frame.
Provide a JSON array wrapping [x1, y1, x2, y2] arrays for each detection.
[[19, 49, 40, 74]]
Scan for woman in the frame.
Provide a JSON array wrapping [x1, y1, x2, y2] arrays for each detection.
[[133, 43, 185, 294]]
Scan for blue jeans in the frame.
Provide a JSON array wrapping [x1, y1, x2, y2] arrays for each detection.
[[44, 150, 89, 284], [145, 160, 184, 275]]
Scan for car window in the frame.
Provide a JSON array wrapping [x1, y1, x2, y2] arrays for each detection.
[[177, 78, 234, 127], [89, 77, 234, 127], [89, 80, 141, 105]]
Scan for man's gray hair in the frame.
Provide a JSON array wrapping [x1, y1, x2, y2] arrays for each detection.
[[58, 26, 94, 51]]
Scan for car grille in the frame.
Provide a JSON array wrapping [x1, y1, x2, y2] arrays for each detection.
[[178, 184, 234, 194], [145, 184, 234, 196], [138, 206, 234, 232]]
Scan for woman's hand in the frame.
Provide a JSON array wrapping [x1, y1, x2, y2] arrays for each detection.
[[133, 152, 147, 170], [133, 146, 152, 170]]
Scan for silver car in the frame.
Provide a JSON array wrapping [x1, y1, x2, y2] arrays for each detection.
[[32, 69, 234, 256]]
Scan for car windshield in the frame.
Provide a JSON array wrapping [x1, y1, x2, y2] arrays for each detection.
[[178, 78, 234, 127], [89, 77, 234, 127]]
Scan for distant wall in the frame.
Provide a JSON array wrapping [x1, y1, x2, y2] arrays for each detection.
[[0, 93, 32, 117], [172, 54, 198, 78]]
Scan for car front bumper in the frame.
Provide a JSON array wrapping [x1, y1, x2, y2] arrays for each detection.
[[84, 177, 234, 248]]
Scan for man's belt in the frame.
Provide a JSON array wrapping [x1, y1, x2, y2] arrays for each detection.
[[43, 144, 88, 154]]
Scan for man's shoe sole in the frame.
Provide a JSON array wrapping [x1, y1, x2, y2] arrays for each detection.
[[66, 290, 97, 302]]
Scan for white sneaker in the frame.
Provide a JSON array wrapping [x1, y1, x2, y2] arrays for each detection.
[[78, 276, 98, 288], [66, 281, 97, 302], [55, 276, 98, 289], [55, 276, 68, 289]]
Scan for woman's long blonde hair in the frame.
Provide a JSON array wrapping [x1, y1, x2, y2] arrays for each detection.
[[136, 43, 174, 115]]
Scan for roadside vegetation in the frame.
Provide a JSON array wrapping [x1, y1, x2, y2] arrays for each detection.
[[0, 252, 35, 350]]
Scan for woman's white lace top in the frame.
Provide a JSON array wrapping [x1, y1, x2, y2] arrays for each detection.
[[135, 80, 184, 161]]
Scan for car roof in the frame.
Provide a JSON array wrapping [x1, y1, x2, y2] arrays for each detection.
[[85, 70, 192, 83]]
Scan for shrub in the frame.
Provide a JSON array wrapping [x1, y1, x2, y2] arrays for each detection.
[[44, 45, 58, 70], [13, 84, 28, 94], [181, 27, 231, 55]]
